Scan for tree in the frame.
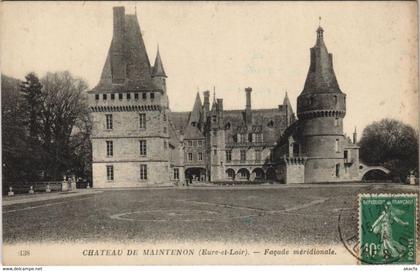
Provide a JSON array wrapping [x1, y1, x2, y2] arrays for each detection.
[[1, 75, 29, 183], [19, 73, 44, 179], [40, 71, 90, 181], [359, 118, 418, 182]]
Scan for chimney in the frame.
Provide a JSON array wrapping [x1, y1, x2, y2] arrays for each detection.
[[203, 90, 210, 121], [245, 87, 252, 125], [113, 7, 125, 43], [353, 127, 358, 144], [111, 7, 126, 83]]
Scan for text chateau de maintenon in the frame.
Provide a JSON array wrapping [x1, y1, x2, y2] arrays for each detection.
[[88, 7, 385, 188]]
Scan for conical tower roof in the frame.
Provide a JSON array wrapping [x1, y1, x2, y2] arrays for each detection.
[[283, 91, 292, 107], [188, 92, 202, 124], [301, 26, 341, 94], [90, 7, 158, 93], [152, 47, 167, 77]]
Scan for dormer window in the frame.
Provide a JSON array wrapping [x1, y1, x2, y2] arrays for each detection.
[[127, 93, 131, 100], [134, 93, 139, 99], [95, 94, 99, 100], [119, 93, 123, 100], [150, 92, 155, 99], [111, 93, 115, 100], [142, 93, 147, 99], [103, 94, 107, 100]]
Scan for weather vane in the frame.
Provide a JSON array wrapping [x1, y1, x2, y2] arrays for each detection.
[[319, 16, 322, 27]]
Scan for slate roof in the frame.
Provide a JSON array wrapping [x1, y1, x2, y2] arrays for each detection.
[[89, 11, 160, 94], [152, 48, 167, 77], [301, 27, 341, 94]]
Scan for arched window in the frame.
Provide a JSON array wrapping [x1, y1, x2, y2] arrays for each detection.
[[334, 95, 338, 105]]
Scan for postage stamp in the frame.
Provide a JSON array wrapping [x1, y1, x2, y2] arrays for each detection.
[[359, 194, 418, 264]]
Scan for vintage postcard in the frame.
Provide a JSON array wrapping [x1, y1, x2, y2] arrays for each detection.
[[1, 1, 419, 266]]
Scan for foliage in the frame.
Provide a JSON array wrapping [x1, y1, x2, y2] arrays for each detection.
[[359, 118, 419, 182], [1, 72, 92, 184]]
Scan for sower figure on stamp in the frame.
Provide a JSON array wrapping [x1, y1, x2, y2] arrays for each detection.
[[370, 201, 409, 259]]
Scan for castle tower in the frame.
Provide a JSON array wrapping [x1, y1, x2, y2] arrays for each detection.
[[297, 26, 347, 182], [88, 7, 171, 188]]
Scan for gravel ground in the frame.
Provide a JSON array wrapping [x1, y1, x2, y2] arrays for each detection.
[[3, 184, 418, 244]]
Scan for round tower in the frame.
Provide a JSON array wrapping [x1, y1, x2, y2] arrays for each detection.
[[297, 26, 347, 182]]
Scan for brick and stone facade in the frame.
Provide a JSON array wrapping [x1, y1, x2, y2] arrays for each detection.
[[88, 7, 388, 187]]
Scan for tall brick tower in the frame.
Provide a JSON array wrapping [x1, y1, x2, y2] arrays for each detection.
[[297, 26, 347, 182]]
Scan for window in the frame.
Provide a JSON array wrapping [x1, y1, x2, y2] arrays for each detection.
[[240, 150, 246, 161], [163, 127, 167, 134], [344, 150, 348, 159], [139, 140, 147, 156], [134, 93, 139, 99], [163, 113, 166, 121], [164, 140, 167, 149], [150, 92, 155, 99], [335, 139, 339, 153], [193, 140, 197, 147], [334, 118, 339, 127], [119, 93, 123, 100], [103, 94, 107, 100], [226, 150, 232, 162], [255, 133, 262, 143], [248, 133, 253, 142], [198, 140, 202, 146], [335, 164, 340, 177], [106, 141, 113, 157], [95, 94, 99, 100], [239, 134, 246, 143], [111, 93, 115, 100], [106, 165, 114, 181], [188, 153, 193, 161], [267, 120, 274, 127], [198, 153, 203, 161], [173, 168, 179, 180], [293, 143, 299, 156], [255, 150, 261, 161], [225, 122, 231, 129], [140, 164, 147, 180], [213, 150, 217, 155], [139, 113, 146, 129], [127, 93, 131, 100], [188, 140, 192, 146], [142, 93, 147, 99], [334, 95, 338, 105], [105, 114, 113, 130], [269, 150, 274, 161], [212, 115, 217, 122]]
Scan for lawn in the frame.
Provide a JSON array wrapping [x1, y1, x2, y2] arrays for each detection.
[[3, 184, 418, 244]]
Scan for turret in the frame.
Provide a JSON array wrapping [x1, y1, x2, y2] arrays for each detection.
[[152, 46, 168, 107], [296, 25, 347, 183]]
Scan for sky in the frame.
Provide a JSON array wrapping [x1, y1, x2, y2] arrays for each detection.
[[1, 1, 418, 136]]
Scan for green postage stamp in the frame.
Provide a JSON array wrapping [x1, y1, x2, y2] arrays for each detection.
[[359, 193, 418, 264]]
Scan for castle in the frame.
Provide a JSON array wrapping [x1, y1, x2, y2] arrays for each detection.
[[88, 7, 384, 188]]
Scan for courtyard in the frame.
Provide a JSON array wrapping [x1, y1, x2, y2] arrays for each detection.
[[3, 184, 418, 244]]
